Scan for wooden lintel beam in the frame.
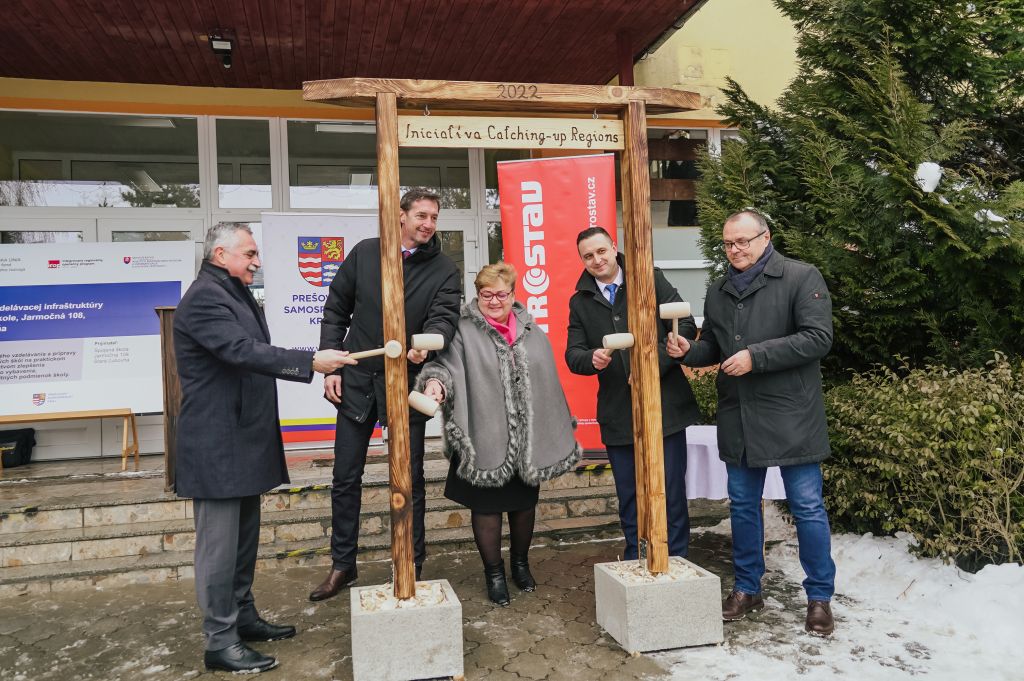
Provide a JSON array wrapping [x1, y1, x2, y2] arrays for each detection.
[[303, 78, 700, 115]]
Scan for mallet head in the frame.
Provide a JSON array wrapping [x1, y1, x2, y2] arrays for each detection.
[[602, 333, 635, 351], [659, 301, 692, 336], [383, 340, 404, 358], [411, 333, 445, 352], [408, 390, 440, 417], [659, 301, 691, 321]]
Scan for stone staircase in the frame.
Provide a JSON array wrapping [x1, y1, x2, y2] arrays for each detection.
[[0, 448, 632, 597]]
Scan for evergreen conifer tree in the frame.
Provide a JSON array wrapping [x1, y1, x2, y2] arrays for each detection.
[[697, 0, 1024, 376]]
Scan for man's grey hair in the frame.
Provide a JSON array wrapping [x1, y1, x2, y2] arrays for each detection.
[[203, 223, 252, 260], [724, 209, 769, 231]]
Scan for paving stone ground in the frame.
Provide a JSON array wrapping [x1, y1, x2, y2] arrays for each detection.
[[0, 524, 815, 681]]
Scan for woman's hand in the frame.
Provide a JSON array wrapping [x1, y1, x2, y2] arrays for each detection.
[[423, 378, 446, 403]]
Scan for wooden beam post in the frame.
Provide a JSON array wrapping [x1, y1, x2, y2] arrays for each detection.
[[617, 31, 635, 87], [376, 91, 416, 599], [156, 306, 180, 492], [620, 99, 669, 574]]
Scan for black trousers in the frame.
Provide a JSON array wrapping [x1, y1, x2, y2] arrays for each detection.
[[330, 411, 427, 569]]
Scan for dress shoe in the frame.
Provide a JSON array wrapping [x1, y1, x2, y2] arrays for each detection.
[[805, 600, 835, 636], [722, 590, 764, 621], [238, 617, 296, 642], [509, 553, 536, 592], [204, 641, 278, 673], [308, 566, 358, 602], [483, 562, 510, 606]]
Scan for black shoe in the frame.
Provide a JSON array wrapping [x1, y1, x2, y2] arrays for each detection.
[[204, 641, 278, 673], [509, 554, 536, 592], [483, 562, 510, 606], [238, 617, 297, 642]]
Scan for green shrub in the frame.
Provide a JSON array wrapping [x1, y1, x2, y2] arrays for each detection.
[[687, 369, 718, 425], [823, 355, 1024, 567]]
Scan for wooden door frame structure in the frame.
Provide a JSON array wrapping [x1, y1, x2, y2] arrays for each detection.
[[303, 78, 699, 598]]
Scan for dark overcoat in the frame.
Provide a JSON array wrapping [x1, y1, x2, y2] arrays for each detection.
[[319, 235, 461, 426], [683, 249, 833, 467], [174, 261, 315, 499], [565, 254, 702, 447]]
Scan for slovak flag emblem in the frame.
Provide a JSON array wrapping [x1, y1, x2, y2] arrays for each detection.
[[32, 393, 46, 406], [298, 237, 345, 287]]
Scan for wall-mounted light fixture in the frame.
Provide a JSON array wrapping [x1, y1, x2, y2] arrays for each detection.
[[208, 30, 234, 69]]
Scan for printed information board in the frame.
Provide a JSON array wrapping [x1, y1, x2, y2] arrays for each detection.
[[0, 243, 195, 415], [261, 213, 378, 443]]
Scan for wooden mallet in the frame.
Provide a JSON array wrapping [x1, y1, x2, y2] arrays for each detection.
[[659, 301, 691, 337], [346, 333, 445, 361], [410, 333, 445, 353], [602, 332, 635, 352], [408, 390, 440, 417], [347, 340, 404, 360]]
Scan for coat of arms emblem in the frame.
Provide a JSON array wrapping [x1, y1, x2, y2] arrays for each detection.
[[297, 237, 345, 287]]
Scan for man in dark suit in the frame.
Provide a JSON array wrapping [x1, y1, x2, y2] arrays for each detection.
[[309, 188, 462, 601], [175, 223, 355, 674], [565, 226, 702, 560]]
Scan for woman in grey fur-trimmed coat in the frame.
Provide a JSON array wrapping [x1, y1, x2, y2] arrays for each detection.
[[417, 262, 581, 606]]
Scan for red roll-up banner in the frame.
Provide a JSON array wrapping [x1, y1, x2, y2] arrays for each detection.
[[498, 153, 616, 452]]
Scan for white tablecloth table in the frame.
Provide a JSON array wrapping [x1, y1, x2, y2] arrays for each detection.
[[685, 425, 786, 500]]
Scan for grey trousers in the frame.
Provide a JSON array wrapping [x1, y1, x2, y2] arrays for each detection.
[[193, 495, 261, 651]]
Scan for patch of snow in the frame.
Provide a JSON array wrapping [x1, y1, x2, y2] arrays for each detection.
[[916, 162, 942, 192], [975, 208, 1007, 223], [663, 505, 1024, 680], [141, 665, 169, 675]]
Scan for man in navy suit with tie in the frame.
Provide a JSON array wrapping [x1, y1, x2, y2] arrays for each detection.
[[565, 226, 702, 560]]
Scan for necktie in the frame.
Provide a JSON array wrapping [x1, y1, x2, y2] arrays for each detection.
[[402, 250, 412, 260], [605, 283, 618, 304]]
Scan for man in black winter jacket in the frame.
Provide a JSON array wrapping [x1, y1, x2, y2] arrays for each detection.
[[566, 226, 702, 560], [309, 188, 461, 601]]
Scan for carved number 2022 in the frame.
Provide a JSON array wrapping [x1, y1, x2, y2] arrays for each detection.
[[497, 84, 541, 100]]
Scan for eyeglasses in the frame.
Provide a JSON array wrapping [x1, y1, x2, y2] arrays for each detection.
[[479, 290, 512, 301], [722, 230, 767, 251]]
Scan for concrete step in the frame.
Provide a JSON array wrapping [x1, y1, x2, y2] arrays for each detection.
[[0, 459, 616, 535], [0, 485, 619, 566], [0, 513, 627, 597], [0, 500, 728, 597]]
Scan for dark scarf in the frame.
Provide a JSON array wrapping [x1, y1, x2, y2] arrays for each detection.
[[727, 242, 775, 294]]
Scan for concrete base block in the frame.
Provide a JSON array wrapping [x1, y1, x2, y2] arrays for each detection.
[[350, 579, 464, 681], [595, 557, 724, 653]]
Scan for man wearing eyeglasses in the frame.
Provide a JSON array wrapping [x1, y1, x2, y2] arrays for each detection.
[[566, 226, 702, 562], [666, 210, 837, 637], [309, 188, 462, 602]]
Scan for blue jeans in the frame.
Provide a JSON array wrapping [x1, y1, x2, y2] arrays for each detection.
[[605, 429, 689, 559], [726, 461, 836, 601]]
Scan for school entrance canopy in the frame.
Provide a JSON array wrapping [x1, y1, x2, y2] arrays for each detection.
[[0, 0, 706, 88]]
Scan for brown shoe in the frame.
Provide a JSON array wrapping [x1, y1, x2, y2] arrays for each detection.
[[805, 600, 834, 636], [308, 566, 358, 602], [722, 590, 764, 621]]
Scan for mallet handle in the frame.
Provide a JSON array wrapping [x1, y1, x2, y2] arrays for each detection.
[[347, 347, 386, 360]]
